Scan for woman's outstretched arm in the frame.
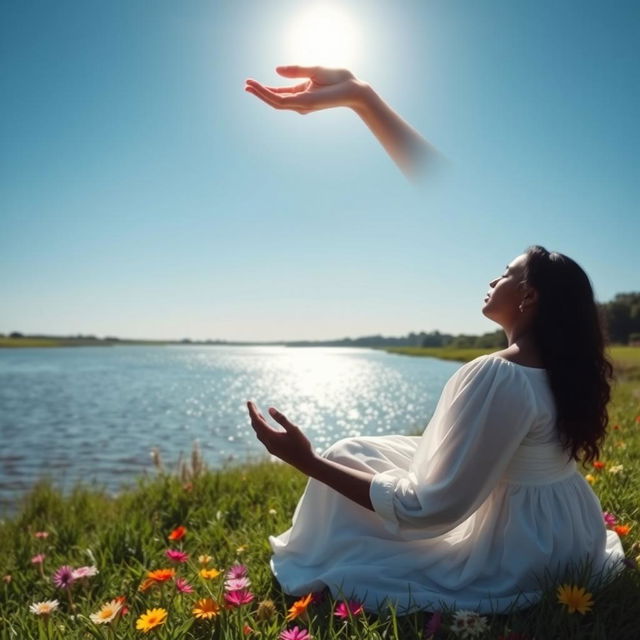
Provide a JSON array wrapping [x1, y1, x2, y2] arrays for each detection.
[[247, 402, 374, 511], [245, 66, 436, 181]]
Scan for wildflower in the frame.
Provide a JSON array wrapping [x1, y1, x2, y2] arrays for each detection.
[[236, 544, 248, 554], [198, 554, 213, 565], [609, 464, 624, 474], [256, 599, 277, 621], [603, 512, 617, 528], [243, 623, 253, 635], [199, 568, 222, 579], [165, 549, 189, 563], [636, 416, 640, 423], [31, 553, 46, 564], [333, 599, 364, 619], [115, 596, 129, 616], [34, 531, 49, 539], [224, 589, 254, 606], [175, 577, 194, 593], [139, 577, 155, 592], [226, 563, 248, 579], [424, 611, 442, 637], [147, 568, 176, 582], [30, 600, 59, 616], [556, 584, 594, 614], [168, 525, 187, 541], [614, 524, 631, 536], [286, 593, 313, 621], [269, 508, 278, 515], [592, 461, 605, 470], [52, 565, 76, 589], [585, 474, 596, 485], [136, 608, 168, 633], [280, 627, 312, 640], [612, 424, 620, 430], [72, 565, 98, 579], [225, 577, 251, 591], [2, 574, 11, 583], [449, 610, 489, 638], [193, 597, 221, 620], [90, 599, 122, 624]]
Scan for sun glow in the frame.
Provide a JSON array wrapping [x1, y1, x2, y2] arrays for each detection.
[[284, 3, 361, 68]]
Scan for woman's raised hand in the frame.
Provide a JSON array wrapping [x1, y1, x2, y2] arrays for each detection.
[[245, 65, 436, 181], [247, 401, 316, 472], [245, 66, 366, 115]]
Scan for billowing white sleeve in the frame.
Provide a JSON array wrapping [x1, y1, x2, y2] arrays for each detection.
[[369, 356, 538, 538]]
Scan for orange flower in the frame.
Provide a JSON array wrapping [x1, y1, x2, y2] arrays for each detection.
[[148, 568, 176, 582], [635, 416, 640, 424], [614, 525, 631, 536], [286, 593, 313, 621], [139, 577, 155, 592], [592, 461, 605, 470], [192, 598, 220, 620], [612, 424, 620, 430], [168, 526, 187, 541]]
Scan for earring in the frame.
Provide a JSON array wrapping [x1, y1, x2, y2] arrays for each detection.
[[518, 304, 525, 313]]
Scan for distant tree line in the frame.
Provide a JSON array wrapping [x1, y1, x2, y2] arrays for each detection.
[[600, 293, 640, 345]]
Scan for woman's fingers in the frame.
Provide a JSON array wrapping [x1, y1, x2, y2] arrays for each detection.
[[276, 65, 318, 78], [268, 407, 297, 432], [246, 79, 309, 95]]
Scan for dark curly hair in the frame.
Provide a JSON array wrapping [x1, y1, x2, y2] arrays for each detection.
[[522, 246, 613, 464]]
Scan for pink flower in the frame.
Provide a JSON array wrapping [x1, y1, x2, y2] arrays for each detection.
[[333, 599, 364, 619], [279, 627, 312, 640], [224, 589, 254, 607], [72, 566, 98, 579], [34, 531, 49, 539], [603, 511, 617, 528], [225, 577, 251, 591], [52, 565, 75, 589], [175, 577, 194, 593], [226, 564, 249, 579], [165, 549, 189, 563], [31, 554, 46, 565], [424, 611, 442, 637]]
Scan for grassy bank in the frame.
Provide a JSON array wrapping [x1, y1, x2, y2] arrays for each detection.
[[1, 351, 639, 639]]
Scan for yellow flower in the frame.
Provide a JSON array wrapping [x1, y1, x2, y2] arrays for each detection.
[[90, 599, 122, 624], [286, 593, 313, 621], [199, 568, 221, 579], [585, 474, 596, 485], [608, 464, 624, 474], [136, 608, 168, 633], [193, 598, 220, 620], [198, 554, 213, 565], [557, 584, 594, 615], [236, 544, 248, 554]]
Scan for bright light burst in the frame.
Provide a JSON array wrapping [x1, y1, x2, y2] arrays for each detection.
[[285, 2, 360, 68]]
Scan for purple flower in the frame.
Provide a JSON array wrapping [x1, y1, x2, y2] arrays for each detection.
[[31, 554, 46, 565], [603, 511, 617, 528], [52, 565, 76, 589], [279, 627, 312, 640], [165, 549, 189, 564], [424, 611, 443, 637], [72, 566, 98, 579], [175, 577, 194, 593], [226, 564, 248, 579]]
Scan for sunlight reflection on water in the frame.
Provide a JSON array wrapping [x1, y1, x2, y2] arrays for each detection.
[[0, 346, 461, 510]]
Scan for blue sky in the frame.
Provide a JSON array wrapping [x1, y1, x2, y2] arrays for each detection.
[[1, 0, 638, 341]]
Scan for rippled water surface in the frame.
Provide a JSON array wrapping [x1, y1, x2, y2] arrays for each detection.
[[0, 346, 461, 510]]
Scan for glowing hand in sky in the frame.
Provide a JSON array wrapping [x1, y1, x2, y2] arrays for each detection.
[[245, 65, 364, 115], [245, 66, 437, 181]]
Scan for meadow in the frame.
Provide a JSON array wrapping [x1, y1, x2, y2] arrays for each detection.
[[1, 348, 639, 639]]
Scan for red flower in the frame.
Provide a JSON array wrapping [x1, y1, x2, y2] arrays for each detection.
[[592, 461, 605, 470], [168, 526, 187, 541]]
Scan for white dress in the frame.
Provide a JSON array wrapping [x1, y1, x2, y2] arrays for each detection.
[[269, 355, 625, 613]]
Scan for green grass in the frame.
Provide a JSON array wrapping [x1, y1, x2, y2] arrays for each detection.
[[1, 350, 639, 639]]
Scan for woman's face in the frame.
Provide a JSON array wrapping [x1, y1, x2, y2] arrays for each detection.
[[482, 254, 530, 326]]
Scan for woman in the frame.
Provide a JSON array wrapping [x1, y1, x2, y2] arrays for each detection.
[[245, 70, 625, 613]]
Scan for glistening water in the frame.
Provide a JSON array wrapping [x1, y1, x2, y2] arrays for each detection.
[[0, 345, 461, 512]]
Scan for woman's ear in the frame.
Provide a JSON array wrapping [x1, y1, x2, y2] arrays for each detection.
[[520, 286, 539, 312]]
